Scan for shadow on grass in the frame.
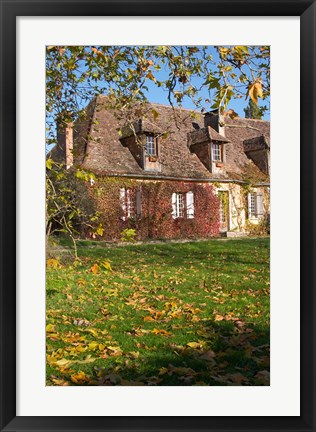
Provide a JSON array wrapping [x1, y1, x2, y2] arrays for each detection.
[[75, 238, 270, 271], [93, 320, 270, 387]]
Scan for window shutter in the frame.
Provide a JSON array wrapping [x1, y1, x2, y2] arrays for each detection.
[[120, 188, 126, 221], [186, 191, 194, 219], [126, 189, 131, 218], [247, 193, 252, 217], [136, 187, 142, 217], [171, 193, 177, 219], [256, 193, 263, 217]]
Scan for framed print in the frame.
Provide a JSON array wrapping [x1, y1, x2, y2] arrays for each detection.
[[0, 0, 315, 431]]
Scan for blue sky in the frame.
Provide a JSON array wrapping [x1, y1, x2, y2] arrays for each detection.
[[138, 46, 270, 120], [142, 75, 270, 120]]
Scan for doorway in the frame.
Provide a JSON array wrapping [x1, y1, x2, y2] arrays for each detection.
[[218, 191, 230, 232]]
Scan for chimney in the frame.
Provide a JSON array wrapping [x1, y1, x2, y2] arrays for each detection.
[[57, 121, 73, 169], [204, 109, 225, 136]]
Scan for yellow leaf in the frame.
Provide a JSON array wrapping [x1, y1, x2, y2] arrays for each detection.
[[235, 45, 249, 54], [55, 358, 73, 368], [146, 71, 156, 82], [88, 342, 99, 351], [51, 378, 70, 386], [226, 109, 239, 119], [152, 109, 159, 120], [152, 329, 171, 336], [254, 81, 263, 99], [96, 225, 104, 236], [187, 342, 201, 349], [143, 316, 154, 322], [46, 324, 56, 333], [107, 346, 122, 352], [70, 371, 90, 385], [90, 263, 100, 274], [46, 158, 53, 170], [219, 47, 229, 58], [246, 80, 263, 105], [85, 328, 99, 337], [47, 258, 60, 269], [100, 260, 112, 272]]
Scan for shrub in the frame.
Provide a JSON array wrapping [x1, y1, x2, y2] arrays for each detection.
[[120, 228, 137, 242], [246, 215, 270, 236]]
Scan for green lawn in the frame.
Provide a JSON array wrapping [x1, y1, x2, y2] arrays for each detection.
[[46, 237, 270, 386]]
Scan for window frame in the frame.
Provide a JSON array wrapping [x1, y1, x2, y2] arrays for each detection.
[[175, 192, 184, 218], [248, 192, 256, 217], [120, 187, 135, 221], [248, 192, 264, 219], [172, 191, 194, 219], [212, 142, 222, 162], [145, 134, 157, 156]]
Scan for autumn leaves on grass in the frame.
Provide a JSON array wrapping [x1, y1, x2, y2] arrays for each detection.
[[46, 238, 270, 386]]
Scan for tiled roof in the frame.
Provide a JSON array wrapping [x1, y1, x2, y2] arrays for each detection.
[[71, 95, 270, 182]]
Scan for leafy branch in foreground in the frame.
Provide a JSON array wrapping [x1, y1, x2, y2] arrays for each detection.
[[46, 159, 102, 259]]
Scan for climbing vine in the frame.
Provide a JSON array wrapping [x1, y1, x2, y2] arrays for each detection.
[[84, 178, 220, 241]]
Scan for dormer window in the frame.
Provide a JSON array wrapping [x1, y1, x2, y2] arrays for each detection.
[[146, 135, 157, 156], [212, 143, 222, 162]]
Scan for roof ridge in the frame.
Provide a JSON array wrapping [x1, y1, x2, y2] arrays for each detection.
[[97, 94, 270, 123]]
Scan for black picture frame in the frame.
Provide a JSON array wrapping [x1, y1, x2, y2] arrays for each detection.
[[0, 1, 315, 431]]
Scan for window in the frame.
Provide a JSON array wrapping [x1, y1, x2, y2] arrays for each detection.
[[212, 143, 222, 162], [176, 193, 184, 218], [186, 191, 194, 219], [218, 191, 229, 230], [120, 187, 142, 220], [248, 193, 256, 217], [248, 192, 263, 218], [172, 192, 194, 219], [219, 198, 227, 224], [145, 135, 156, 156], [120, 188, 135, 221]]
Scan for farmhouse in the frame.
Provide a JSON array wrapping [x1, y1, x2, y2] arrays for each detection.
[[54, 95, 270, 240]]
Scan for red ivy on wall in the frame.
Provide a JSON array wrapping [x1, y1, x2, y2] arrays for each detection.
[[86, 178, 220, 241]]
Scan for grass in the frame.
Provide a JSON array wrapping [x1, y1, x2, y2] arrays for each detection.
[[46, 237, 270, 386]]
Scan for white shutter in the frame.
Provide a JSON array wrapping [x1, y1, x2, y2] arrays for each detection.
[[136, 187, 142, 218], [186, 191, 194, 219], [171, 193, 177, 219], [126, 189, 131, 218], [247, 193, 252, 218], [120, 188, 126, 221], [256, 193, 263, 217]]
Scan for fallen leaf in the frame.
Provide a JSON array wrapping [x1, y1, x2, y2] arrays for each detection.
[[70, 371, 90, 385]]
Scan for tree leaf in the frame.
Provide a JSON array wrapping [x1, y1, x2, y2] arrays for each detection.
[[152, 109, 159, 120], [146, 71, 156, 82], [46, 159, 53, 170]]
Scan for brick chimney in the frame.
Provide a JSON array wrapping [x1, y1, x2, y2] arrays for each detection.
[[204, 109, 225, 136], [57, 121, 73, 169]]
